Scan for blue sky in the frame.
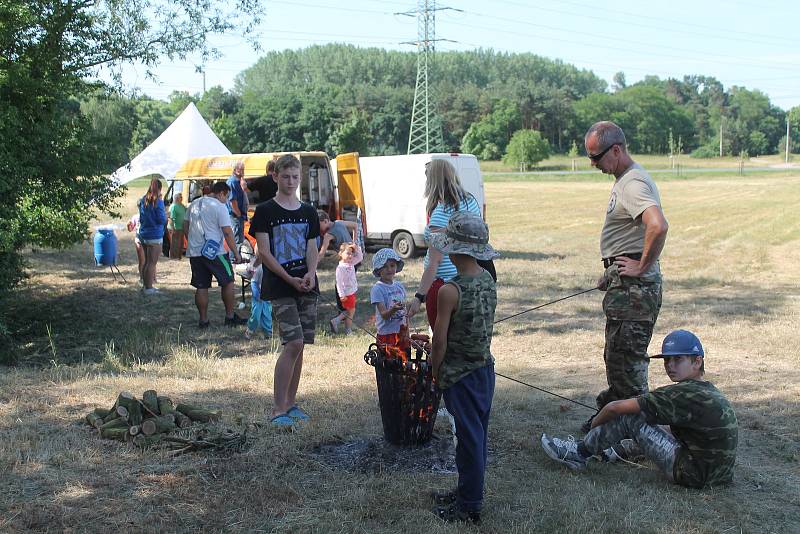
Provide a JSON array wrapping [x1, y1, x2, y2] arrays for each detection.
[[116, 0, 800, 111]]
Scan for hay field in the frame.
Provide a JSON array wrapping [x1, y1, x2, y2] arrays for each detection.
[[2, 172, 800, 532]]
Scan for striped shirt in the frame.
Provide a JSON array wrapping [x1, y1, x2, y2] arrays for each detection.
[[423, 195, 482, 281]]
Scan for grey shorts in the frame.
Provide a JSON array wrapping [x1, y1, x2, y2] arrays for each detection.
[[272, 294, 318, 345]]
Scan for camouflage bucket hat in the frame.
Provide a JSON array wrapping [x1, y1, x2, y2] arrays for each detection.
[[430, 211, 500, 261], [372, 247, 405, 277]]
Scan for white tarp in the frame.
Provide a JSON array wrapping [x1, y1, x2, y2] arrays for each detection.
[[111, 102, 230, 186]]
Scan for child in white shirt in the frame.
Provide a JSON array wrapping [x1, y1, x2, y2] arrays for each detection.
[[330, 242, 363, 335]]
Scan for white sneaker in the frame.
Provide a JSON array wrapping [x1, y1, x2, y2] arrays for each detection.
[[142, 288, 160, 295], [540, 433, 588, 470]]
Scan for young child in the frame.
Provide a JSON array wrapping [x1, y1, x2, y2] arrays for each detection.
[[370, 248, 408, 350], [429, 211, 499, 525], [330, 242, 363, 335], [248, 154, 319, 428], [244, 263, 273, 339]]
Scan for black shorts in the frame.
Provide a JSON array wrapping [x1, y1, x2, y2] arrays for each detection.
[[190, 255, 234, 289]]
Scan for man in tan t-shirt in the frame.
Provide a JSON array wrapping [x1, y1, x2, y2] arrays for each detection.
[[582, 121, 669, 433]]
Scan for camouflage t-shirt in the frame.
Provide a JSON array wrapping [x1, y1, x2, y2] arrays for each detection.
[[638, 379, 738, 488], [438, 269, 496, 389]]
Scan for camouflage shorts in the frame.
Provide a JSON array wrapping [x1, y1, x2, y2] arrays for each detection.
[[271, 294, 318, 345]]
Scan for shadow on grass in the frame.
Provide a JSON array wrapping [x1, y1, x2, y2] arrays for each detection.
[[496, 250, 567, 262]]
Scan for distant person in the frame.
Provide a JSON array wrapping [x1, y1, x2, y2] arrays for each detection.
[[582, 121, 669, 432], [249, 154, 320, 429], [429, 211, 499, 525], [370, 248, 408, 351], [137, 178, 167, 295], [247, 159, 279, 204], [226, 161, 249, 247], [329, 242, 363, 335], [541, 330, 738, 489], [183, 181, 246, 328], [407, 159, 488, 328], [167, 192, 186, 260], [126, 213, 145, 285], [317, 210, 357, 259]]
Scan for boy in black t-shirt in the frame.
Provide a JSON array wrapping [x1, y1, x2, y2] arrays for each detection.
[[249, 154, 320, 428]]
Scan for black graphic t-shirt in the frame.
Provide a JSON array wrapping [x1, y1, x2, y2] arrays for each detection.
[[248, 200, 320, 300]]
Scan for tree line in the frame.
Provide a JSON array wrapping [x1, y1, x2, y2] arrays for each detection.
[[83, 44, 800, 175]]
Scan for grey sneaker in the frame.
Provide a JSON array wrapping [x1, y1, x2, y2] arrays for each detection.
[[540, 433, 588, 470]]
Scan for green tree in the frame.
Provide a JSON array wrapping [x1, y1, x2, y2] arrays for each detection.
[[461, 99, 521, 159], [502, 129, 551, 170], [328, 112, 370, 155], [0, 0, 264, 354]]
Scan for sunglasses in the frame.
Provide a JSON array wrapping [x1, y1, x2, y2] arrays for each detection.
[[587, 143, 618, 162]]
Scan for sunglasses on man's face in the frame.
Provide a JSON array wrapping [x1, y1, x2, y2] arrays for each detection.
[[587, 143, 618, 162]]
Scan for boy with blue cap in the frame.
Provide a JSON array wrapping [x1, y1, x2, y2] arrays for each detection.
[[541, 329, 738, 488]]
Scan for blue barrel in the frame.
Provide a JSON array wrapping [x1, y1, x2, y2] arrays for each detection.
[[93, 228, 118, 266]]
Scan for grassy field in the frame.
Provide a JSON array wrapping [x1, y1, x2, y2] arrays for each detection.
[[480, 153, 797, 173], [3, 172, 800, 532]]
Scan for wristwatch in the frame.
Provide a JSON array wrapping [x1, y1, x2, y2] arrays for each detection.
[[414, 292, 426, 304]]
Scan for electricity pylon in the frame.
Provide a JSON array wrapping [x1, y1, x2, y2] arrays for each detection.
[[399, 1, 457, 154]]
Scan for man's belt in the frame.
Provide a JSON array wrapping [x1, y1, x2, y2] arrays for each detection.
[[603, 252, 642, 269]]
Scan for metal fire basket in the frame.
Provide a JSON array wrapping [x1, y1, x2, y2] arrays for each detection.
[[363, 342, 442, 446]]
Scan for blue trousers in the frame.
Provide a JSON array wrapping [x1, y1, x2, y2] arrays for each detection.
[[442, 364, 495, 513]]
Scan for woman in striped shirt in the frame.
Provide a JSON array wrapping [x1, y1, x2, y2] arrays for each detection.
[[407, 159, 483, 327]]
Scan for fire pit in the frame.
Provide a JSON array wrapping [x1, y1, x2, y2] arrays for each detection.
[[363, 336, 441, 446]]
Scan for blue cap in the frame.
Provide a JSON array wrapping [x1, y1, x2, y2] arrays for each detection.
[[651, 330, 704, 358]]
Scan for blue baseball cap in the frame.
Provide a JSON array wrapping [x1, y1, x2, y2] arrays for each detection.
[[651, 330, 704, 358]]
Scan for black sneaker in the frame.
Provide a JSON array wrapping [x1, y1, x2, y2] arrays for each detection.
[[224, 314, 247, 326], [434, 504, 480, 525], [198, 320, 210, 329]]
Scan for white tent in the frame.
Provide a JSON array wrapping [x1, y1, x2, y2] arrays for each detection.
[[111, 102, 231, 186]]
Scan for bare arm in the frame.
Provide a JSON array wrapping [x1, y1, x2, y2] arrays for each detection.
[[590, 398, 641, 429], [317, 233, 333, 265], [615, 205, 668, 277], [340, 220, 358, 240], [221, 226, 242, 263], [376, 301, 404, 320], [301, 237, 319, 291], [407, 239, 444, 318], [430, 283, 458, 381]]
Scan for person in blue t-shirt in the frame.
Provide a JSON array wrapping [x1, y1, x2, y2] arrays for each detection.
[[226, 161, 249, 247]]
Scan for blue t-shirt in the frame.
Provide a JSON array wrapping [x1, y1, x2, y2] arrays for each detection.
[[423, 195, 481, 281], [370, 280, 406, 335], [226, 175, 248, 221]]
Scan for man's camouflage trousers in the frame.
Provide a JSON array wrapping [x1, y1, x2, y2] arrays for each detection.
[[583, 412, 679, 481], [597, 266, 662, 408]]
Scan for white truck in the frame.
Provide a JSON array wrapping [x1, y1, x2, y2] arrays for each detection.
[[333, 153, 485, 258]]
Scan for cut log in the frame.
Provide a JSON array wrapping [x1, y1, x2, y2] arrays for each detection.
[[85, 412, 104, 429], [115, 392, 143, 426], [101, 426, 129, 441], [99, 417, 128, 432], [133, 434, 162, 448], [141, 414, 176, 436], [129, 425, 140, 436], [141, 390, 160, 416], [92, 407, 112, 419], [157, 396, 175, 415], [173, 411, 192, 428], [102, 410, 120, 424], [176, 403, 221, 423], [115, 405, 129, 420]]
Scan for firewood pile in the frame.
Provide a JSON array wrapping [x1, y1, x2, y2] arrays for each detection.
[[84, 390, 224, 449]]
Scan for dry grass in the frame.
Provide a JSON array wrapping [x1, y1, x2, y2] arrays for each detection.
[[2, 173, 800, 532]]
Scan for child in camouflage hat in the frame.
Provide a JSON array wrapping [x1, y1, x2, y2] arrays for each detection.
[[429, 211, 500, 524], [541, 329, 738, 488]]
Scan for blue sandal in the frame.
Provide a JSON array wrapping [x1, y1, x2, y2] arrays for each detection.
[[270, 414, 295, 428], [287, 405, 310, 421]]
